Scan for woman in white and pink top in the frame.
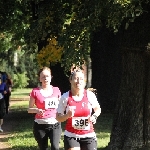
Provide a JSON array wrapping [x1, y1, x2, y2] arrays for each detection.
[[56, 70, 101, 150], [28, 67, 61, 150]]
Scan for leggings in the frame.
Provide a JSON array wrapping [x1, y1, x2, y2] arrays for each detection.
[[33, 122, 62, 150], [4, 94, 10, 114], [0, 98, 5, 119]]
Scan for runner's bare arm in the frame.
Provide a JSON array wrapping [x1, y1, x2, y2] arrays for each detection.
[[56, 113, 69, 122], [56, 109, 74, 122], [27, 97, 39, 114], [93, 105, 101, 118], [89, 105, 101, 124]]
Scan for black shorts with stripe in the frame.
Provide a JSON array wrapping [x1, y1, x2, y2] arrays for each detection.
[[64, 135, 97, 150]]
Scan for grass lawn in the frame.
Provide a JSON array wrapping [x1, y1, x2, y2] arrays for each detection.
[[11, 88, 32, 99], [7, 88, 113, 150]]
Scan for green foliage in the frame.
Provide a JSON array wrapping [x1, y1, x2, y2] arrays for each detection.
[[25, 0, 149, 71], [0, 1, 37, 82], [15, 49, 39, 87], [13, 72, 29, 89], [0, 44, 39, 88], [0, 0, 31, 52], [0, 0, 149, 72]]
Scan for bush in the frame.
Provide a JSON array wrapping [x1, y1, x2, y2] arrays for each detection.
[[13, 72, 29, 89]]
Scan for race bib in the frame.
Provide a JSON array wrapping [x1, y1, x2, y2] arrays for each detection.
[[0, 93, 3, 99], [44, 98, 58, 109], [72, 117, 90, 130]]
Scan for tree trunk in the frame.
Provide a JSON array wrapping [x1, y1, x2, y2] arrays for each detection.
[[86, 55, 92, 88], [143, 51, 150, 149], [108, 50, 150, 150]]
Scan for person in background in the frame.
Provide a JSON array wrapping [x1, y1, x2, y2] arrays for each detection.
[[2, 72, 7, 83], [4, 73, 13, 114], [56, 70, 101, 150], [0, 71, 2, 81], [28, 67, 62, 150], [0, 77, 7, 132]]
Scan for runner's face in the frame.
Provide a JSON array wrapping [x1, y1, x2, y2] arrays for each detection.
[[70, 72, 85, 90], [40, 70, 51, 85]]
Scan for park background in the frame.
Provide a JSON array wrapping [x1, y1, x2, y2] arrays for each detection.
[[1, 0, 150, 150]]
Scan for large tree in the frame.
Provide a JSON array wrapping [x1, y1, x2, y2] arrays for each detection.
[[26, 0, 147, 70], [27, 1, 150, 149], [108, 3, 150, 149], [1, 0, 150, 149]]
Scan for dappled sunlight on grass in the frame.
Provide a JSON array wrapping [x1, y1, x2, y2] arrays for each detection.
[[97, 132, 111, 139], [11, 88, 32, 98], [10, 101, 29, 111], [6, 90, 114, 150], [94, 113, 113, 149], [97, 132, 111, 149], [7, 105, 113, 149]]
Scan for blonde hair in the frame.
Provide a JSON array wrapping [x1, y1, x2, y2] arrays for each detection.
[[38, 67, 51, 77]]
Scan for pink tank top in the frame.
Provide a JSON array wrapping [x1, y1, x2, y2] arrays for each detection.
[[65, 90, 94, 135], [30, 87, 61, 119]]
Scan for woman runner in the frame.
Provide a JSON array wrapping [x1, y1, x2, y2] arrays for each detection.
[[56, 70, 101, 150], [28, 67, 62, 150]]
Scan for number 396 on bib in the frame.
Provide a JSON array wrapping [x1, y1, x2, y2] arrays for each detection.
[[72, 117, 90, 130]]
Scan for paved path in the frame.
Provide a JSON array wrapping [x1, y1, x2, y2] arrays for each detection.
[[0, 134, 11, 150]]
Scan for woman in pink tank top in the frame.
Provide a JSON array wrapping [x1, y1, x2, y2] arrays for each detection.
[[56, 70, 101, 150], [28, 67, 62, 150]]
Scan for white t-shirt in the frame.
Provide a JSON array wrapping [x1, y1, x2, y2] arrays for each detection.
[[57, 90, 100, 138]]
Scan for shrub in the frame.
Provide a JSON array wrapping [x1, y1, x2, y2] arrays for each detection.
[[13, 72, 29, 89]]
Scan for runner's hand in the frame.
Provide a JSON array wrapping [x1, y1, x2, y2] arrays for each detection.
[[37, 109, 45, 116], [67, 108, 75, 118], [4, 90, 7, 94], [89, 115, 97, 124]]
